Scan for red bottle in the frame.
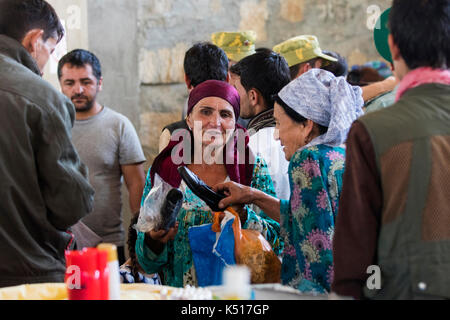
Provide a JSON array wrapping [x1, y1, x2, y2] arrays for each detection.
[[65, 248, 107, 300]]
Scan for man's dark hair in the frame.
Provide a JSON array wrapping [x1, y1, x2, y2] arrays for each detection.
[[321, 51, 348, 77], [184, 42, 229, 87], [346, 67, 385, 87], [389, 0, 449, 70], [0, 0, 64, 43], [57, 49, 102, 80], [230, 50, 291, 109]]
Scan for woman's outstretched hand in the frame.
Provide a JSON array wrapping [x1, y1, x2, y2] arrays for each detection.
[[214, 181, 281, 223], [213, 181, 255, 209]]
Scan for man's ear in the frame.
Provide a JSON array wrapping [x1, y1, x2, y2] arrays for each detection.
[[21, 29, 44, 57], [388, 34, 401, 62], [302, 63, 312, 74], [248, 88, 259, 107], [184, 73, 193, 91], [295, 63, 311, 78], [97, 77, 103, 92]]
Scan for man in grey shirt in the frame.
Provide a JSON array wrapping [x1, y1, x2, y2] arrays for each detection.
[[58, 49, 146, 264]]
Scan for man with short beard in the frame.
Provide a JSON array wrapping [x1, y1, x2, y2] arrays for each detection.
[[58, 49, 146, 264]]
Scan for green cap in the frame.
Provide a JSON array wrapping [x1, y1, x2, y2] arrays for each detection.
[[211, 31, 257, 62], [273, 35, 337, 67], [373, 8, 392, 63]]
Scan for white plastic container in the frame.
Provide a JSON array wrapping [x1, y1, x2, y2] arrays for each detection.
[[97, 243, 121, 300], [221, 265, 252, 300]]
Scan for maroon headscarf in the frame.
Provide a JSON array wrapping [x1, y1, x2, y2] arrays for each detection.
[[150, 80, 255, 188], [187, 79, 241, 119]]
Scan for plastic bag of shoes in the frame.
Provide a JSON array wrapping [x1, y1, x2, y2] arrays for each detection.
[[135, 173, 183, 232]]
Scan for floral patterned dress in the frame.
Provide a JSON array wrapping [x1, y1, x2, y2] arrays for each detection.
[[135, 156, 283, 288], [280, 145, 345, 294]]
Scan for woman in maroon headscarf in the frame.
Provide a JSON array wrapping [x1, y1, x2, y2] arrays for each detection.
[[135, 80, 282, 288]]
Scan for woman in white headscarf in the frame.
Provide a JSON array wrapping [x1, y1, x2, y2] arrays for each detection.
[[214, 69, 364, 294]]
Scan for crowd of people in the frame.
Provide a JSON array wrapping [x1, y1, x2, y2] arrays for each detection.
[[0, 0, 449, 300]]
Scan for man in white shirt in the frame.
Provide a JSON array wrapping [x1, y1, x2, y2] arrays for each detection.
[[229, 50, 291, 199]]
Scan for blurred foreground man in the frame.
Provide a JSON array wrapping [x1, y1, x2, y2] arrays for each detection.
[[0, 0, 94, 287], [333, 0, 450, 300]]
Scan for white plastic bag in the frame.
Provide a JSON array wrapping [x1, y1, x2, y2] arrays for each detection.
[[135, 173, 173, 233]]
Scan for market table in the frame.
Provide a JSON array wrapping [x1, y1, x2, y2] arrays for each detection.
[[0, 282, 340, 300]]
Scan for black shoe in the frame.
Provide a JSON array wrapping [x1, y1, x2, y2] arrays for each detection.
[[177, 166, 226, 212], [160, 188, 184, 230]]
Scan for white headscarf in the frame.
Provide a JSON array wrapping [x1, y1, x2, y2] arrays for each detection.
[[278, 68, 364, 149]]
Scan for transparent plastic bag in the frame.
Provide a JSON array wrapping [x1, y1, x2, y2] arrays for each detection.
[[135, 173, 180, 233]]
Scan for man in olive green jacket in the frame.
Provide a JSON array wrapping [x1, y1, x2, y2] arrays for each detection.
[[0, 0, 94, 287], [332, 0, 450, 300]]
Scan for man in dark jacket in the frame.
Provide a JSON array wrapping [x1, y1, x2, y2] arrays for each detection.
[[0, 0, 94, 287], [332, 0, 450, 300]]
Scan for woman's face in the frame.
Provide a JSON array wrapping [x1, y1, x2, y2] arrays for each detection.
[[273, 103, 310, 161], [186, 96, 236, 149]]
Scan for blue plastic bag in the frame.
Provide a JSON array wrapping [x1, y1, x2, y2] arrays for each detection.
[[188, 214, 236, 287]]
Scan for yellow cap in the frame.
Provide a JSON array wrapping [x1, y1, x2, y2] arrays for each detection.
[[273, 35, 337, 67], [97, 243, 118, 262], [211, 30, 257, 62]]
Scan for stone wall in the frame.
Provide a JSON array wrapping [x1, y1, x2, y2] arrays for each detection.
[[137, 0, 392, 167], [88, 0, 140, 128], [52, 0, 393, 171]]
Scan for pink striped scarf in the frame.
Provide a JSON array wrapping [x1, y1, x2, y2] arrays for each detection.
[[396, 67, 450, 102]]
